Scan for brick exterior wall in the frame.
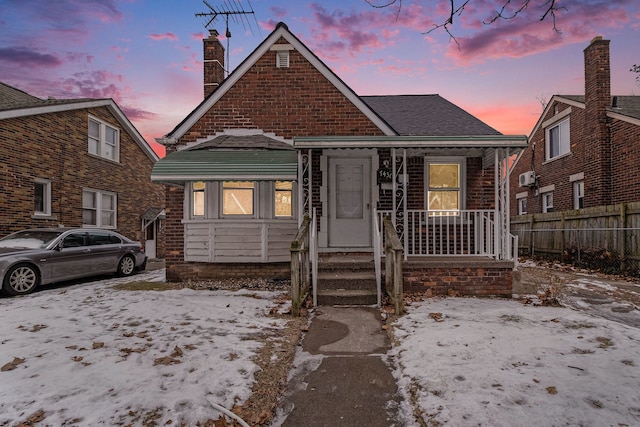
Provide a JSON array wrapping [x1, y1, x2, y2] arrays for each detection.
[[510, 37, 640, 216], [0, 106, 165, 254], [164, 37, 386, 282], [403, 260, 513, 297]]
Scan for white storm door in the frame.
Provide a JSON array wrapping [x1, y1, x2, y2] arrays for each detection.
[[328, 157, 371, 247]]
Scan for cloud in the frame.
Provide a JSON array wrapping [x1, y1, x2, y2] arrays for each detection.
[[270, 6, 288, 20], [149, 32, 179, 42], [444, 0, 636, 64], [0, 47, 62, 67]]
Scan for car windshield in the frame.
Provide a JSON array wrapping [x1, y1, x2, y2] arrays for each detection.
[[0, 230, 65, 249]]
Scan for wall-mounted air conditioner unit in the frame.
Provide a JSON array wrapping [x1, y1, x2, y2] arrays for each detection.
[[519, 171, 536, 187]]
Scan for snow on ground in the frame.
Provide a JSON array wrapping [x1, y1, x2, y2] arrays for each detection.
[[0, 270, 288, 426], [390, 297, 640, 426], [2, 266, 640, 426]]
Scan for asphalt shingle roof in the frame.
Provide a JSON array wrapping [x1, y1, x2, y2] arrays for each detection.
[[0, 81, 95, 112], [361, 94, 502, 136], [560, 94, 640, 121]]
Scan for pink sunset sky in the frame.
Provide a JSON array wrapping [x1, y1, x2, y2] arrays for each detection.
[[1, 0, 638, 157]]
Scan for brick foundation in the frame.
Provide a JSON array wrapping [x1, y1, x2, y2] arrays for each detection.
[[166, 261, 290, 282], [402, 259, 514, 297]]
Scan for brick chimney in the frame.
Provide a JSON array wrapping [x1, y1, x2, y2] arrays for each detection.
[[203, 29, 225, 98], [583, 36, 611, 207]]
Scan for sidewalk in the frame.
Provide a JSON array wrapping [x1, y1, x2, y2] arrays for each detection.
[[277, 306, 402, 426]]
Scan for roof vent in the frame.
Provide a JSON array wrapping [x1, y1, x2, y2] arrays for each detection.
[[276, 51, 289, 68]]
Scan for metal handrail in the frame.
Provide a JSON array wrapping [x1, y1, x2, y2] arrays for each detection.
[[373, 209, 382, 307]]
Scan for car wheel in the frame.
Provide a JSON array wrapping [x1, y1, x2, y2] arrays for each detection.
[[2, 264, 39, 296], [117, 255, 136, 277]]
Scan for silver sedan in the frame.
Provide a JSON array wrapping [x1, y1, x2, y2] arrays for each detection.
[[0, 228, 147, 296]]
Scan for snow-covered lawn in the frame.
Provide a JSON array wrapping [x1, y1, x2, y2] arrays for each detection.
[[2, 267, 640, 426], [0, 270, 289, 426], [391, 297, 640, 426]]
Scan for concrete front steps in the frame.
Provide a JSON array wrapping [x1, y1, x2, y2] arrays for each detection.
[[316, 254, 378, 306]]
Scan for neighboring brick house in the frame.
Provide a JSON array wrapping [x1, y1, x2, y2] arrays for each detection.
[[511, 37, 640, 216], [152, 23, 527, 298], [0, 82, 166, 258]]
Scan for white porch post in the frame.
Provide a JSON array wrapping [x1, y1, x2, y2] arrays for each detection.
[[298, 149, 312, 225]]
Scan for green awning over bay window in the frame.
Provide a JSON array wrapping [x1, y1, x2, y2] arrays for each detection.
[[151, 150, 298, 183]]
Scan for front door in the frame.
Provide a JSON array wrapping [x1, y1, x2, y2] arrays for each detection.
[[328, 157, 371, 247]]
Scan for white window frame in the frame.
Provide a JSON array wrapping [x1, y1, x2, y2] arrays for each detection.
[[545, 117, 570, 161], [542, 192, 554, 213], [191, 181, 206, 218], [424, 157, 466, 215], [274, 181, 294, 218], [82, 189, 117, 228], [518, 198, 527, 215], [88, 115, 120, 162], [221, 181, 256, 218], [33, 178, 52, 217], [573, 181, 584, 210]]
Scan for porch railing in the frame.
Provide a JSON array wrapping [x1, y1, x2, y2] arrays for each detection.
[[290, 213, 315, 317], [378, 209, 515, 260], [383, 216, 404, 315], [373, 209, 382, 307]]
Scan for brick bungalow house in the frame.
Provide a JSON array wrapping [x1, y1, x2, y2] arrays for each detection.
[[152, 23, 527, 301], [511, 36, 640, 216], [0, 82, 166, 258]]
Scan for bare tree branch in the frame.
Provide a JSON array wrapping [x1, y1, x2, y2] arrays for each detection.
[[364, 0, 403, 20], [364, 0, 567, 43]]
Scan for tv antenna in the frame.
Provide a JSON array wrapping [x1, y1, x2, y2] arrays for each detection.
[[195, 0, 261, 75]]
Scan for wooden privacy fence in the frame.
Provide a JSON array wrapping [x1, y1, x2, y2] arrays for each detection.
[[511, 202, 640, 275]]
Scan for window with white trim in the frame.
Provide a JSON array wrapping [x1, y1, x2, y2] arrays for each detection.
[[222, 181, 255, 216], [192, 181, 206, 218], [425, 158, 464, 215], [88, 116, 119, 161], [518, 198, 527, 215], [573, 181, 584, 210], [542, 192, 554, 213], [275, 181, 293, 217], [545, 118, 570, 160], [82, 189, 116, 228], [34, 178, 52, 216]]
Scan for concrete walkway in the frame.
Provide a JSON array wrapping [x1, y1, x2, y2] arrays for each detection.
[[278, 306, 401, 427]]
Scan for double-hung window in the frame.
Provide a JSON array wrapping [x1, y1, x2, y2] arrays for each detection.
[[222, 181, 255, 216], [426, 159, 464, 215], [88, 116, 119, 161], [34, 178, 52, 217], [83, 189, 116, 228], [546, 118, 570, 160], [192, 181, 206, 218], [275, 181, 293, 217], [542, 192, 554, 213], [573, 181, 584, 210]]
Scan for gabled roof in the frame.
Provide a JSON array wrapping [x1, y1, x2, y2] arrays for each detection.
[[0, 81, 159, 162], [362, 95, 501, 136], [160, 22, 396, 142], [553, 94, 640, 122]]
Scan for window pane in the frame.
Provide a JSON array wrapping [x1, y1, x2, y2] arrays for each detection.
[[88, 119, 100, 138], [223, 182, 254, 215], [549, 126, 559, 158], [83, 191, 96, 208], [34, 182, 45, 213], [193, 191, 205, 216], [428, 191, 459, 211], [429, 164, 459, 189], [102, 194, 114, 210], [335, 165, 363, 219], [101, 210, 115, 227], [275, 181, 292, 217], [83, 209, 96, 226]]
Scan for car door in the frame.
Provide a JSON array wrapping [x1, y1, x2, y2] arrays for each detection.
[[48, 232, 93, 281], [88, 231, 123, 274]]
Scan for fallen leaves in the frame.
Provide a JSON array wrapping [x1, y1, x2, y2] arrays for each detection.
[[1, 357, 25, 372], [429, 312, 444, 322], [17, 324, 48, 332]]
